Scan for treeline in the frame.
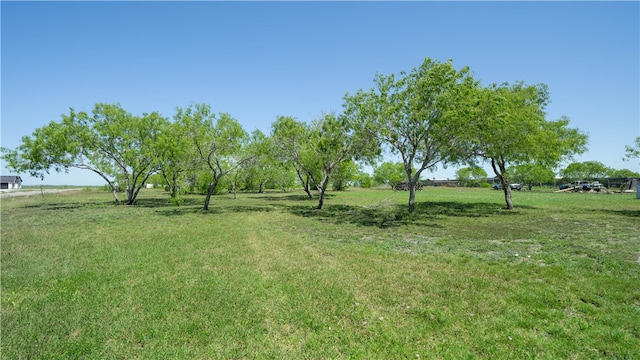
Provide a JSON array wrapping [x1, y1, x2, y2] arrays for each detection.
[[2, 58, 592, 211], [451, 161, 640, 189]]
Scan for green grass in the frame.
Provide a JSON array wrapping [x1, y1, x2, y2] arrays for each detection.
[[2, 187, 639, 359]]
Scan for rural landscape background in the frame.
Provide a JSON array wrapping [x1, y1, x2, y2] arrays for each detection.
[[2, 1, 639, 359]]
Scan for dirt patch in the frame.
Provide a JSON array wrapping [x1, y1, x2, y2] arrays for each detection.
[[0, 188, 83, 198]]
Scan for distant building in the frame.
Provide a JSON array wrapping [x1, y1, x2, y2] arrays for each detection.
[[0, 175, 22, 190], [623, 178, 639, 192]]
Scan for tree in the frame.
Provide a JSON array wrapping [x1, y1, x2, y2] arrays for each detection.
[[331, 160, 359, 191], [156, 118, 195, 204], [344, 57, 475, 212], [1, 103, 168, 205], [272, 113, 374, 209], [372, 161, 406, 188], [608, 168, 640, 179], [458, 82, 588, 209], [511, 163, 555, 190], [306, 113, 374, 208], [455, 166, 487, 187], [271, 116, 316, 199], [238, 130, 285, 194], [175, 104, 251, 210], [624, 137, 640, 160], [561, 161, 611, 182], [354, 170, 373, 188]]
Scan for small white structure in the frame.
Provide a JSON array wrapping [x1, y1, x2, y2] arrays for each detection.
[[0, 175, 22, 190], [146, 183, 154, 189]]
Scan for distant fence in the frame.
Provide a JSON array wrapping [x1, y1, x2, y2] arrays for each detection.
[[387, 177, 638, 190], [425, 179, 460, 187], [393, 182, 424, 191]]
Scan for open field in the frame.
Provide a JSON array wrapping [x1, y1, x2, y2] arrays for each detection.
[[2, 187, 639, 358]]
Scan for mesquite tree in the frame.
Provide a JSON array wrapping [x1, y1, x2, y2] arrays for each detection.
[[343, 58, 474, 212], [271, 115, 316, 199], [272, 113, 375, 209], [458, 82, 588, 209], [1, 103, 168, 205], [175, 103, 252, 210]]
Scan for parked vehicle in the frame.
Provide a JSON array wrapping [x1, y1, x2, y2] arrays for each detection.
[[573, 181, 596, 191], [560, 180, 602, 192], [492, 183, 522, 191]]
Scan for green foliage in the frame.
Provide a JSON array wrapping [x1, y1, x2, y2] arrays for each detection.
[[561, 161, 612, 181], [271, 115, 317, 197], [455, 166, 487, 187], [238, 130, 294, 193], [344, 57, 476, 211], [1, 103, 169, 205], [372, 161, 405, 188], [354, 171, 373, 188], [511, 163, 556, 188], [623, 136, 640, 160], [457, 82, 588, 209], [609, 168, 640, 179], [331, 160, 359, 191], [156, 118, 195, 199], [272, 113, 371, 208], [176, 103, 250, 209]]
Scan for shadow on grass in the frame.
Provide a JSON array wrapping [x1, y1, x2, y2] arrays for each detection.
[[21, 200, 123, 211], [23, 202, 88, 211], [134, 197, 203, 208], [248, 193, 334, 202], [603, 209, 640, 218], [277, 201, 527, 228], [154, 203, 276, 217], [414, 201, 534, 216]]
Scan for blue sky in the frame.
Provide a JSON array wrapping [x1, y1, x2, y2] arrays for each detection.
[[2, 1, 638, 186]]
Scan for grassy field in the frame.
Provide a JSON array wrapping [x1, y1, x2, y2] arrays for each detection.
[[2, 187, 639, 359]]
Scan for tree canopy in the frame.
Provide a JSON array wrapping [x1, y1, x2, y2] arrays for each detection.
[[456, 81, 588, 209], [343, 57, 475, 212], [1, 103, 168, 205], [561, 161, 612, 181], [455, 166, 488, 187], [624, 137, 640, 161], [373, 161, 406, 188], [175, 103, 251, 210], [2, 58, 596, 213], [511, 163, 556, 190]]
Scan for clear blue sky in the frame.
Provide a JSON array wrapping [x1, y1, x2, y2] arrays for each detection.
[[2, 1, 638, 186]]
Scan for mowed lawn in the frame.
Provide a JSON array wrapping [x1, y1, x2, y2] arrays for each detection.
[[2, 187, 639, 359]]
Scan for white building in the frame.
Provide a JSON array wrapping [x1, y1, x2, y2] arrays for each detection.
[[0, 175, 22, 190]]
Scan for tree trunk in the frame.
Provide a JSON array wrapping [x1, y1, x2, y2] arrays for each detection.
[[295, 168, 313, 199], [129, 185, 143, 205], [316, 175, 331, 210], [502, 183, 513, 210], [125, 186, 135, 205], [302, 175, 313, 199], [491, 158, 513, 210], [232, 180, 237, 199], [162, 170, 179, 198], [408, 179, 416, 213], [110, 187, 120, 205], [405, 164, 417, 213], [203, 178, 220, 211], [83, 167, 119, 204]]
